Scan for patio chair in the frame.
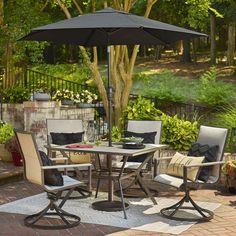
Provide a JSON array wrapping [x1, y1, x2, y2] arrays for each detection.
[[96, 120, 162, 202], [15, 130, 92, 229], [154, 125, 229, 221], [46, 119, 92, 196]]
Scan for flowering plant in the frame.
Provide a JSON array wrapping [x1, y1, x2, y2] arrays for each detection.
[[52, 89, 75, 101], [222, 160, 236, 179], [75, 90, 98, 104]]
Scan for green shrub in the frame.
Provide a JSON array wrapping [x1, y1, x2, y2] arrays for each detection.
[[1, 86, 30, 103], [33, 63, 91, 84], [122, 96, 163, 121], [122, 97, 199, 151], [0, 122, 14, 144], [112, 126, 122, 142], [133, 71, 197, 103], [161, 114, 199, 151], [209, 106, 236, 151], [197, 67, 235, 106]]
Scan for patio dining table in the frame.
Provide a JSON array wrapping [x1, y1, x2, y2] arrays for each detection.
[[47, 142, 167, 212]]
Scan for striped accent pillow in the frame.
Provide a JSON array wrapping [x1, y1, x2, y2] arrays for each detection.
[[166, 152, 205, 181]]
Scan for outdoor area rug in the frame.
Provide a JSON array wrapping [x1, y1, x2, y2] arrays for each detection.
[[0, 192, 220, 235]]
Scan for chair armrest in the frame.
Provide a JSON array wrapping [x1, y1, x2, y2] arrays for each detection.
[[49, 157, 68, 161], [41, 163, 92, 170], [184, 161, 224, 168]]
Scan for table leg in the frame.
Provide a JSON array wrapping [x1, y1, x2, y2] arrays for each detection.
[[92, 154, 129, 213], [107, 154, 113, 202]]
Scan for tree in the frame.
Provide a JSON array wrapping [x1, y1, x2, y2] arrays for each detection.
[[53, 0, 157, 127], [212, 0, 236, 66], [0, 0, 51, 87]]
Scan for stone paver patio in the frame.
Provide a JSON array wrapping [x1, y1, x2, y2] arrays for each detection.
[[0, 161, 236, 236]]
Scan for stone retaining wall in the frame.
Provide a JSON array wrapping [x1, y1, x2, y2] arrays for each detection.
[[2, 102, 95, 151]]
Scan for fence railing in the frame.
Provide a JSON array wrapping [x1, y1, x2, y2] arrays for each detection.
[[14, 67, 97, 95]]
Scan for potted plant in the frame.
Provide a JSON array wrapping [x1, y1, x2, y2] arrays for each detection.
[[5, 136, 23, 166], [52, 89, 75, 105], [75, 90, 98, 108], [0, 121, 14, 162], [222, 159, 236, 194], [33, 87, 51, 101]]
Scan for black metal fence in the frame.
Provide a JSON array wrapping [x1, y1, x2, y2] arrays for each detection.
[[14, 67, 97, 95]]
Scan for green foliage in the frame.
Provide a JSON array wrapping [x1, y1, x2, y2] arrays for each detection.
[[211, 106, 236, 129], [112, 126, 122, 142], [185, 0, 211, 29], [1, 86, 30, 103], [33, 63, 91, 84], [1, 0, 52, 64], [0, 122, 14, 144], [133, 71, 197, 103], [198, 67, 234, 106], [122, 96, 163, 121], [160, 114, 199, 151], [122, 97, 199, 151]]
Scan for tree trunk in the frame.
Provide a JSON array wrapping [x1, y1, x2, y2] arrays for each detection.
[[210, 13, 216, 64], [227, 22, 235, 66], [0, 0, 3, 26], [3, 42, 15, 88], [182, 39, 191, 62]]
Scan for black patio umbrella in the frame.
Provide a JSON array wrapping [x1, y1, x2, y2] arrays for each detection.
[[21, 7, 207, 146]]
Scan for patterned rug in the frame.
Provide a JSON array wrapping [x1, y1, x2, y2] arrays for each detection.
[[0, 192, 220, 235]]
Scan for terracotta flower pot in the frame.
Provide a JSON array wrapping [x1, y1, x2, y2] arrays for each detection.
[[0, 143, 12, 162], [226, 177, 236, 194], [11, 152, 23, 166]]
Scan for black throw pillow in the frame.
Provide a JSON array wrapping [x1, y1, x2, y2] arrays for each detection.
[[50, 132, 84, 145], [188, 143, 219, 182], [123, 131, 157, 162], [39, 150, 64, 186]]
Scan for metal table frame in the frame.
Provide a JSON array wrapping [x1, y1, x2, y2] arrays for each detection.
[[47, 143, 167, 213]]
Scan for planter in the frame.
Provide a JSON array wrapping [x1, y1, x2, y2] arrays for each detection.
[[79, 103, 94, 108], [11, 152, 23, 166], [61, 100, 75, 106], [34, 93, 51, 101], [0, 144, 12, 162], [226, 177, 236, 194]]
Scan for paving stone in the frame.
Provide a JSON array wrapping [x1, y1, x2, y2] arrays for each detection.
[[1, 160, 236, 235]]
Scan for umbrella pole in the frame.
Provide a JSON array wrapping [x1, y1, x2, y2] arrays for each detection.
[[107, 46, 112, 147]]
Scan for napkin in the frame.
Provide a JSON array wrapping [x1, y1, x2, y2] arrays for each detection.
[[65, 144, 93, 148]]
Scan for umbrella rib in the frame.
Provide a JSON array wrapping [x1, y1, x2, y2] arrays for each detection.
[[142, 28, 166, 45], [84, 28, 97, 47]]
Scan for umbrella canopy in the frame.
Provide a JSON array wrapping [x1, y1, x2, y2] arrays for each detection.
[[21, 7, 207, 146], [21, 7, 206, 46]]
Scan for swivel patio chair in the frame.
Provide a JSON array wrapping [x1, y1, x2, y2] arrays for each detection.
[[46, 118, 92, 196], [15, 130, 92, 229], [154, 125, 229, 221]]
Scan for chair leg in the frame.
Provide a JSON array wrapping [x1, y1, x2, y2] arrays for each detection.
[[160, 190, 214, 221], [95, 173, 101, 198], [118, 179, 127, 219], [24, 192, 80, 229], [137, 175, 157, 205]]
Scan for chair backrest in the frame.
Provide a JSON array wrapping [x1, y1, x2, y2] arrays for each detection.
[[127, 120, 162, 144], [15, 131, 43, 186], [196, 125, 229, 182], [46, 119, 84, 144]]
